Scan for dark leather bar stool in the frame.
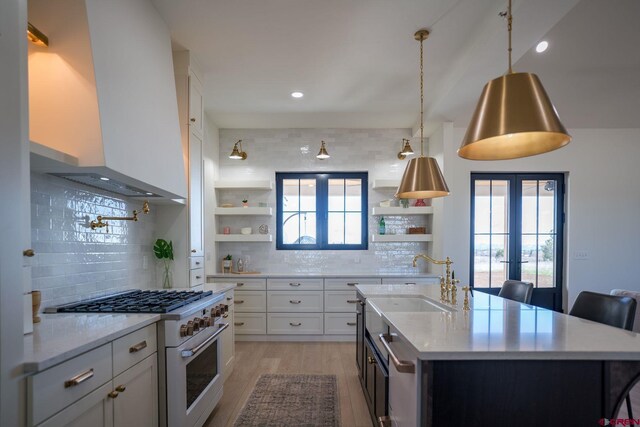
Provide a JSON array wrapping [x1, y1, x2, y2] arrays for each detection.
[[498, 280, 534, 304], [570, 291, 637, 417]]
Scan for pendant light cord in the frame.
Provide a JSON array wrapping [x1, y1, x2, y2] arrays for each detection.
[[419, 34, 425, 156], [507, 0, 513, 74]]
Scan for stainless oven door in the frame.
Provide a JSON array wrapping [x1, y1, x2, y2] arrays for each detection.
[[166, 322, 228, 427]]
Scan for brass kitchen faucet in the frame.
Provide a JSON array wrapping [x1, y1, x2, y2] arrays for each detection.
[[412, 254, 460, 304]]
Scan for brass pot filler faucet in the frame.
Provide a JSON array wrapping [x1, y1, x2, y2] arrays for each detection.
[[90, 200, 150, 232], [412, 254, 471, 311]]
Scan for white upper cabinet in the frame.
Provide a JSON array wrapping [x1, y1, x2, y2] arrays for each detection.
[[188, 75, 204, 137], [28, 0, 187, 199]]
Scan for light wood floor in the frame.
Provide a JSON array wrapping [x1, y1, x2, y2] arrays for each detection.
[[204, 342, 373, 427]]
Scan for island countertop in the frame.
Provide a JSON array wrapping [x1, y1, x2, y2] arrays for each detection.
[[357, 284, 640, 360], [208, 272, 439, 279]]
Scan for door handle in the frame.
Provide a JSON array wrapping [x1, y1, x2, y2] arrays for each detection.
[[64, 369, 94, 388], [181, 323, 229, 358], [129, 340, 147, 353], [500, 260, 511, 263], [23, 249, 35, 257], [379, 333, 415, 373], [289, 300, 301, 304]]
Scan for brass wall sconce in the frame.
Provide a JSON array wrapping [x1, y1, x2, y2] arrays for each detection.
[[229, 140, 247, 160], [27, 22, 49, 47], [91, 200, 150, 232], [397, 139, 414, 160], [316, 141, 330, 160]]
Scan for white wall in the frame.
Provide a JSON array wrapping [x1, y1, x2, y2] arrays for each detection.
[[204, 115, 220, 274], [433, 125, 640, 310]]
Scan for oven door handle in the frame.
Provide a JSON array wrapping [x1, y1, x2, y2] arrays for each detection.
[[181, 323, 229, 358]]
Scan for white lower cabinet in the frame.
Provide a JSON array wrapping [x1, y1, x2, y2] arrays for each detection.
[[267, 291, 323, 312], [324, 313, 357, 335], [28, 325, 158, 427], [234, 313, 267, 334], [221, 289, 235, 380], [234, 291, 266, 312], [267, 313, 323, 335]]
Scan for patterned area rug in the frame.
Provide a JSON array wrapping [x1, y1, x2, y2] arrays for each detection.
[[234, 374, 341, 427]]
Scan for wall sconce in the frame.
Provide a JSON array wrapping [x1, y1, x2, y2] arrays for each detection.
[[91, 200, 150, 232], [27, 22, 49, 47], [316, 141, 330, 160], [229, 140, 247, 160], [397, 139, 414, 160]]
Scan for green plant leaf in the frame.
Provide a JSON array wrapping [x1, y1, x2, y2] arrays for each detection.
[[153, 239, 169, 260], [168, 240, 174, 260]]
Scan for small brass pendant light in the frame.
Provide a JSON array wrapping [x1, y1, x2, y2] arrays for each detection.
[[458, 0, 571, 160], [27, 23, 49, 47], [397, 139, 415, 160], [396, 30, 449, 200], [229, 140, 247, 160], [316, 141, 330, 160]]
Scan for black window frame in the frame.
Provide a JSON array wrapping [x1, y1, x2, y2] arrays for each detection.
[[276, 172, 368, 250]]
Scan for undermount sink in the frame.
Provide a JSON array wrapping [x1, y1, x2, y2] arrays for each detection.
[[368, 297, 454, 314]]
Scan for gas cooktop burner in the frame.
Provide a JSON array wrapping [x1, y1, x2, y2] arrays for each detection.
[[51, 290, 213, 314]]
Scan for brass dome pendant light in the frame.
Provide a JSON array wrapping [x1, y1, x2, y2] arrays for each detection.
[[458, 0, 571, 160], [396, 30, 449, 199]]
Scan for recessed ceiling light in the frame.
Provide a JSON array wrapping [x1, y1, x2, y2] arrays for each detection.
[[535, 41, 549, 53], [291, 92, 304, 98], [146, 192, 153, 196], [99, 177, 110, 181]]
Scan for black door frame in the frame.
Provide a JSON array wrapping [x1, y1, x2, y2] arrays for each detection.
[[470, 173, 565, 311]]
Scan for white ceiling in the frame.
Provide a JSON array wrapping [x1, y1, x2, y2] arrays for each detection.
[[152, 0, 640, 130]]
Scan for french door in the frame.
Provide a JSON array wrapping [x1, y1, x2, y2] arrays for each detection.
[[470, 173, 565, 311]]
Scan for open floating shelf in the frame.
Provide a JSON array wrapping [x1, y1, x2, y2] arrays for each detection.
[[372, 179, 400, 189], [214, 207, 272, 216], [371, 206, 433, 215], [214, 234, 273, 242], [371, 234, 432, 243], [214, 180, 273, 190]]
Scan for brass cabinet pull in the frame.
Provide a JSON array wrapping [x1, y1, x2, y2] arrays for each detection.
[[227, 297, 233, 301], [347, 299, 359, 304], [347, 322, 357, 326], [367, 356, 376, 365], [23, 249, 35, 257], [108, 391, 119, 398], [378, 416, 391, 427], [191, 249, 197, 253], [236, 300, 244, 304], [379, 333, 415, 373], [196, 276, 202, 279], [223, 314, 228, 318], [115, 385, 126, 393], [289, 300, 301, 304], [190, 118, 196, 122], [237, 283, 244, 287], [64, 369, 94, 388], [289, 322, 302, 326], [289, 282, 301, 287], [234, 322, 245, 326], [129, 340, 147, 353], [346, 282, 358, 286]]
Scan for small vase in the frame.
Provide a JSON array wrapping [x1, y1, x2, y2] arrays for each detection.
[[242, 202, 248, 208], [31, 290, 41, 324], [162, 265, 172, 289]]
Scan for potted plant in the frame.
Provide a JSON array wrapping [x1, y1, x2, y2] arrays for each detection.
[[223, 254, 233, 269], [242, 199, 248, 208], [153, 238, 174, 289]]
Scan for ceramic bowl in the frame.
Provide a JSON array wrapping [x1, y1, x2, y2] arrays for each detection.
[[240, 227, 252, 235]]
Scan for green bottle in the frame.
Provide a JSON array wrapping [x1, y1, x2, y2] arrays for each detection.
[[379, 216, 386, 235]]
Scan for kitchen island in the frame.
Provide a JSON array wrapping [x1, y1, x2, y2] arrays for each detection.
[[355, 284, 640, 427]]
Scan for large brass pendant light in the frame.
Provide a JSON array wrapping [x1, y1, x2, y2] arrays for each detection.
[[458, 0, 571, 160], [396, 30, 449, 199]]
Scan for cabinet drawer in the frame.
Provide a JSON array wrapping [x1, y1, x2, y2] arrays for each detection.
[[324, 291, 359, 312], [267, 278, 323, 291], [381, 277, 439, 285], [189, 257, 204, 270], [267, 313, 323, 335], [267, 291, 323, 312], [234, 313, 266, 334], [234, 291, 266, 312], [324, 313, 357, 335], [324, 277, 382, 290], [38, 381, 114, 427], [29, 344, 112, 426], [112, 323, 157, 377], [232, 278, 266, 291], [224, 289, 234, 306], [190, 268, 205, 287]]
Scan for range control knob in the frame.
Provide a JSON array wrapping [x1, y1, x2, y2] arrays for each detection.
[[214, 308, 221, 317], [198, 317, 206, 328], [179, 324, 188, 337], [202, 316, 212, 327], [186, 321, 194, 336], [192, 318, 201, 331], [224, 304, 229, 313]]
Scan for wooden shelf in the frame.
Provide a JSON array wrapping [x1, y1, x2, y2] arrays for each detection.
[[371, 206, 433, 215], [214, 207, 272, 216], [372, 179, 400, 189], [214, 234, 273, 242], [371, 234, 432, 243], [214, 180, 273, 190]]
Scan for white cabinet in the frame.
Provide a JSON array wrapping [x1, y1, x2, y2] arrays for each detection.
[[188, 130, 204, 257], [221, 289, 235, 380], [112, 355, 158, 427], [188, 74, 204, 137], [39, 382, 114, 427]]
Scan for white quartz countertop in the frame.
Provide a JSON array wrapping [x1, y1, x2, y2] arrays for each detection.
[[23, 313, 160, 373], [358, 284, 640, 361], [208, 273, 439, 279], [204, 282, 237, 293]]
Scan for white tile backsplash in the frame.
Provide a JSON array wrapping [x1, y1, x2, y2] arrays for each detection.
[[30, 173, 157, 308], [217, 128, 432, 274]]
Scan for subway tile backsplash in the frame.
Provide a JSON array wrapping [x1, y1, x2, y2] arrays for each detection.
[[217, 128, 431, 274], [31, 172, 157, 308]]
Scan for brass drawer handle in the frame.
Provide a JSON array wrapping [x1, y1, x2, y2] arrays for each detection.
[[129, 340, 147, 353], [195, 276, 202, 279], [115, 385, 126, 393], [235, 322, 245, 326], [346, 282, 358, 286], [64, 369, 94, 388], [347, 322, 357, 326], [289, 282, 301, 287], [108, 391, 119, 398], [379, 333, 415, 373], [23, 249, 35, 257], [367, 356, 376, 365], [227, 297, 233, 301], [237, 283, 244, 287], [289, 322, 302, 326], [289, 300, 301, 304], [236, 300, 244, 304], [347, 299, 359, 304]]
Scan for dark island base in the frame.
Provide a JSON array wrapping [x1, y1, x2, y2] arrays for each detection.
[[422, 360, 640, 427]]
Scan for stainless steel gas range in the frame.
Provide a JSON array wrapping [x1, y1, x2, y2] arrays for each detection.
[[46, 290, 229, 427]]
